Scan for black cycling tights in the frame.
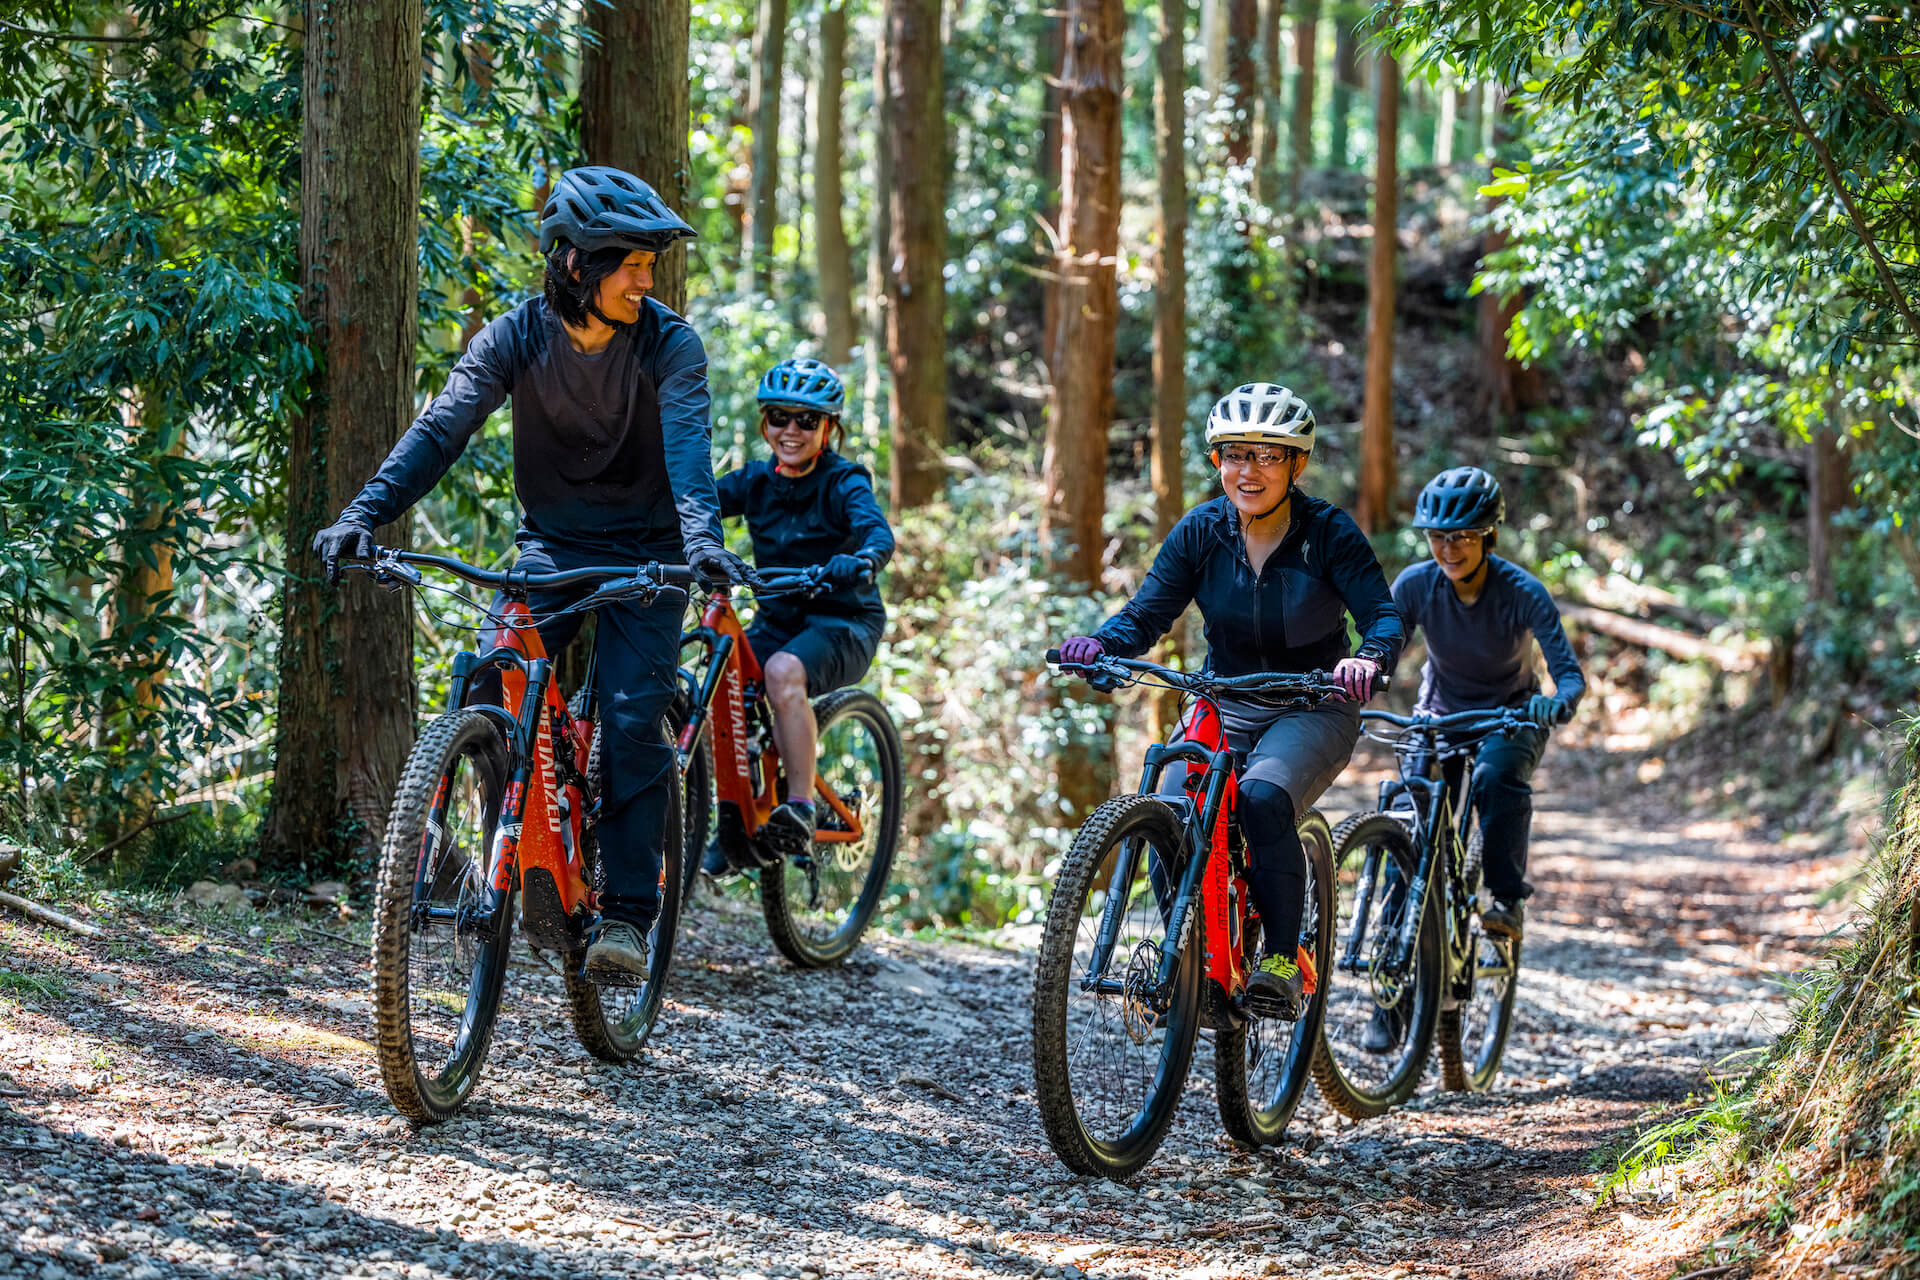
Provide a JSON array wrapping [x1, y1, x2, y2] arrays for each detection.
[[1237, 779, 1305, 962]]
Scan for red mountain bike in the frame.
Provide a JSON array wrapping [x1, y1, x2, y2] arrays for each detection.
[[672, 565, 903, 968], [347, 547, 691, 1124], [1032, 651, 1365, 1180]]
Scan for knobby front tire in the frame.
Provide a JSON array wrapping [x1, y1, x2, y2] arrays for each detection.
[[565, 715, 687, 1062], [1032, 794, 1201, 1181], [372, 710, 514, 1125], [1311, 811, 1442, 1120], [760, 689, 902, 968], [1438, 825, 1522, 1092], [1215, 812, 1336, 1148]]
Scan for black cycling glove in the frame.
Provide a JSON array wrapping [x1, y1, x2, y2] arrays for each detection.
[[823, 554, 872, 588], [311, 517, 375, 585], [1525, 694, 1569, 728], [690, 545, 763, 592]]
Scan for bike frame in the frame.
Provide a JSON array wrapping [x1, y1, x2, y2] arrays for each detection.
[[674, 592, 866, 846], [1346, 715, 1511, 1005], [1081, 695, 1314, 1015], [428, 601, 596, 950]]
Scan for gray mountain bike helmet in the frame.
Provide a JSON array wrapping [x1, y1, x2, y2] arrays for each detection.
[[1412, 466, 1505, 531], [756, 358, 846, 416], [538, 166, 696, 255]]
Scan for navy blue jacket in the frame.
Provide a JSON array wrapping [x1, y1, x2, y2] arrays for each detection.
[[716, 451, 894, 629], [1391, 556, 1586, 715], [341, 296, 726, 560], [1095, 493, 1404, 677]]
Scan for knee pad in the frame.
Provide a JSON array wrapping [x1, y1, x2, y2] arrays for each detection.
[[1238, 778, 1296, 830]]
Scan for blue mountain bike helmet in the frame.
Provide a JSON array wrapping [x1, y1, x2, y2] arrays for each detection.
[[1412, 466, 1505, 531], [756, 358, 846, 416], [539, 167, 696, 255]]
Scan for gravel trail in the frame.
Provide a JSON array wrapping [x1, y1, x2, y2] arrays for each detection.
[[0, 750, 1843, 1280]]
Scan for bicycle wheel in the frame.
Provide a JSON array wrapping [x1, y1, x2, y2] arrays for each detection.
[[565, 716, 686, 1062], [1215, 812, 1336, 1147], [372, 710, 514, 1125], [1033, 794, 1202, 1181], [759, 689, 902, 968], [667, 690, 714, 900], [1311, 811, 1442, 1120], [1438, 825, 1522, 1092]]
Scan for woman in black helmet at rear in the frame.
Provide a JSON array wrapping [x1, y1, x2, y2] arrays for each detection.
[[1389, 467, 1585, 959], [703, 357, 895, 874], [1056, 384, 1404, 1021], [308, 166, 758, 985]]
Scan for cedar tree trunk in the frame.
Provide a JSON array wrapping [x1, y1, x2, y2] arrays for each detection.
[[883, 0, 949, 508]]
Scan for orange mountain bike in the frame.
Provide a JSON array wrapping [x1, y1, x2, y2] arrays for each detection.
[[346, 547, 693, 1124], [1032, 650, 1359, 1180], [672, 565, 903, 968]]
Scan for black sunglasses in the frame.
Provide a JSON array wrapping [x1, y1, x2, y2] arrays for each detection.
[[765, 408, 824, 432]]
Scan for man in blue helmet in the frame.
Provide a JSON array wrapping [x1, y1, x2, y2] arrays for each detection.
[[310, 166, 757, 984], [705, 356, 895, 871], [1370, 466, 1585, 1048]]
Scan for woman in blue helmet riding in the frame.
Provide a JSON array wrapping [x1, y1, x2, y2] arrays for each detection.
[[707, 357, 896, 870]]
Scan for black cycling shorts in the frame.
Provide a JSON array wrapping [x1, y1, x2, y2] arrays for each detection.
[[746, 615, 880, 697]]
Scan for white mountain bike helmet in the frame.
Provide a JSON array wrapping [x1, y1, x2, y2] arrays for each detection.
[[1204, 383, 1317, 456]]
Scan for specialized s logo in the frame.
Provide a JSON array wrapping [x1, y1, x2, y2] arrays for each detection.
[[723, 661, 748, 775], [534, 708, 561, 833]]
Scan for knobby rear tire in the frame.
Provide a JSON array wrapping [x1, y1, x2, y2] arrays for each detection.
[[1032, 794, 1201, 1181], [372, 710, 514, 1125], [1215, 812, 1336, 1148], [564, 715, 687, 1062], [1311, 811, 1442, 1121], [760, 690, 902, 968], [1438, 826, 1522, 1092]]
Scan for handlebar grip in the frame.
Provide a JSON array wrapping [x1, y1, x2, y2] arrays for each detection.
[[1045, 648, 1062, 664]]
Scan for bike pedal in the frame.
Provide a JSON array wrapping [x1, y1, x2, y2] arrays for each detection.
[[580, 962, 648, 989], [1240, 989, 1304, 1023]]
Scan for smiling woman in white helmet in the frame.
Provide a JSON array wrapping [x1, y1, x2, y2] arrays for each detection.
[[1056, 382, 1404, 1020]]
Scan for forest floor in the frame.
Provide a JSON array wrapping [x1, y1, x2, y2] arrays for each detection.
[[0, 743, 1855, 1280]]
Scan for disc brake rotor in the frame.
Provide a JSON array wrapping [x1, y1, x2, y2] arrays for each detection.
[[1120, 939, 1165, 1046]]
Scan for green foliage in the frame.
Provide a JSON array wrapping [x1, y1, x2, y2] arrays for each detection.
[[0, 2, 304, 846]]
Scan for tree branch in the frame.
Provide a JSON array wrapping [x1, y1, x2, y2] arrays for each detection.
[[1742, 0, 1920, 344]]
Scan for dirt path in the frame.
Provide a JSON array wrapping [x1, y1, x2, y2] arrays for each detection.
[[0, 749, 1846, 1280]]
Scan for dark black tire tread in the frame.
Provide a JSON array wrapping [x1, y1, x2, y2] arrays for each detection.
[[1032, 793, 1199, 1180], [1310, 810, 1441, 1121], [759, 689, 903, 968], [1216, 813, 1336, 1148], [372, 710, 512, 1126]]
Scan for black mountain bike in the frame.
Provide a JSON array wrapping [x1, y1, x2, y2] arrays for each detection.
[[1032, 651, 1360, 1180], [1313, 705, 1544, 1117]]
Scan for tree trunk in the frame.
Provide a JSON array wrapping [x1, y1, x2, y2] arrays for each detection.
[[457, 40, 494, 348], [1356, 46, 1398, 535], [1435, 79, 1457, 167], [1039, 11, 1066, 380], [1044, 0, 1125, 820], [1288, 0, 1320, 197], [1225, 0, 1258, 166], [816, 1, 855, 365], [1152, 0, 1191, 743], [1475, 87, 1542, 422], [1201, 0, 1225, 96], [883, 0, 948, 508], [1328, 9, 1358, 169], [581, 0, 693, 313], [265, 0, 422, 869], [1807, 422, 1851, 604], [1254, 0, 1283, 202], [863, 11, 894, 455], [743, 0, 789, 294], [1461, 79, 1482, 160]]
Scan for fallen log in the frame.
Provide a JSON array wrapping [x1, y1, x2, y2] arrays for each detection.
[[0, 889, 105, 938], [1557, 602, 1763, 672]]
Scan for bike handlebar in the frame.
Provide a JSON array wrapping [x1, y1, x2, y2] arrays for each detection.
[[1044, 650, 1383, 702], [346, 546, 696, 595], [1362, 706, 1543, 737]]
